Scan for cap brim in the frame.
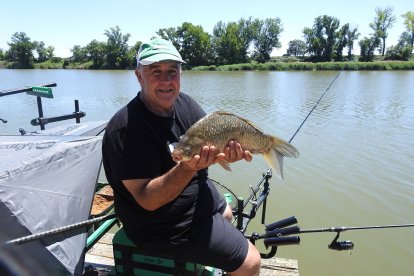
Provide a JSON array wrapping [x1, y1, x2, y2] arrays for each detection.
[[139, 53, 186, 65]]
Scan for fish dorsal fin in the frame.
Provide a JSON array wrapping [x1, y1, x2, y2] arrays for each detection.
[[213, 111, 263, 132]]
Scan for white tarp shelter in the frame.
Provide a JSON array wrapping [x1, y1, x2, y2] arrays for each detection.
[[0, 134, 103, 275]]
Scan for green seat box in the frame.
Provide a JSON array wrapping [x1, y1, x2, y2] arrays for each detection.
[[112, 228, 217, 276]]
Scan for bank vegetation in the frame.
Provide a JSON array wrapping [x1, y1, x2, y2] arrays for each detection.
[[1, 8, 413, 71]]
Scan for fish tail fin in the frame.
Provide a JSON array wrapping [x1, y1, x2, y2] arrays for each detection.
[[263, 136, 299, 179]]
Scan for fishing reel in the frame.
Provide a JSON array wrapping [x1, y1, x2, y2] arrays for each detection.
[[245, 216, 355, 258], [328, 232, 354, 251]]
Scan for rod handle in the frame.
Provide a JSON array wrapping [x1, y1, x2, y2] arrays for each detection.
[[264, 236, 300, 247], [265, 216, 297, 231], [265, 226, 300, 238]]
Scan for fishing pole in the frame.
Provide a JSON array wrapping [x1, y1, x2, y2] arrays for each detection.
[[300, 223, 414, 251], [4, 213, 117, 246], [0, 83, 57, 97], [255, 216, 414, 252], [289, 69, 343, 143], [299, 223, 414, 233]]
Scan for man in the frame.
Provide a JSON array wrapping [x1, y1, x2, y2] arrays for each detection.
[[102, 38, 261, 275]]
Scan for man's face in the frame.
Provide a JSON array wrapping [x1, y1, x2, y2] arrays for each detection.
[[135, 61, 181, 114]]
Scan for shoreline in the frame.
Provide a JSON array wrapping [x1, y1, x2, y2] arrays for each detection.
[[1, 60, 414, 71]]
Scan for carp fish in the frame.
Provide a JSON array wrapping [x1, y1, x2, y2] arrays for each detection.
[[171, 111, 299, 178]]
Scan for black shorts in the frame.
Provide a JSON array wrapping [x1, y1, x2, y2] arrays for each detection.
[[174, 183, 249, 272], [127, 180, 249, 272], [178, 211, 249, 272], [132, 188, 249, 272]]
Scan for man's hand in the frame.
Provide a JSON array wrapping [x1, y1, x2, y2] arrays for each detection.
[[218, 140, 253, 163], [180, 142, 252, 172], [180, 146, 221, 171]]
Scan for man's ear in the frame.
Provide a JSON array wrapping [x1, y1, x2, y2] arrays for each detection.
[[135, 68, 141, 80]]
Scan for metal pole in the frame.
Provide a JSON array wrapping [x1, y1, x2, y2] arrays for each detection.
[[36, 96, 45, 130], [75, 100, 80, 123]]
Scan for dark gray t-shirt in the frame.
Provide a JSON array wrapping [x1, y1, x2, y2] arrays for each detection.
[[102, 92, 221, 244]]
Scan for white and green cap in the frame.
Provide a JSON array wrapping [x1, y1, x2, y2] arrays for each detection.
[[137, 38, 186, 65]]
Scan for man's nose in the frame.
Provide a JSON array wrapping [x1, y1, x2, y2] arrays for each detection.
[[160, 72, 172, 82]]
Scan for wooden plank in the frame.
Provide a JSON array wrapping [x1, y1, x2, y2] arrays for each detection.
[[84, 254, 114, 266], [260, 257, 299, 276]]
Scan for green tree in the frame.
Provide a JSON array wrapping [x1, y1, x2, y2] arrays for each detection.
[[157, 27, 180, 49], [211, 18, 261, 65], [127, 41, 142, 68], [359, 36, 381, 61], [86, 39, 106, 68], [104, 25, 131, 69], [212, 21, 243, 64], [402, 11, 414, 48], [398, 31, 413, 47], [35, 41, 48, 62], [237, 17, 260, 63], [176, 22, 212, 66], [252, 18, 283, 63], [343, 24, 360, 60], [71, 45, 88, 62], [370, 6, 397, 56], [303, 15, 341, 62], [5, 32, 36, 68], [334, 24, 349, 61], [46, 46, 54, 60], [0, 48, 4, 60], [287, 39, 307, 57], [384, 30, 413, 61]]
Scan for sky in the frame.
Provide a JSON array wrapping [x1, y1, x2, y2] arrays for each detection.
[[0, 0, 412, 58]]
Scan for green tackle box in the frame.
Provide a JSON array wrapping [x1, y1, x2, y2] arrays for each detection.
[[112, 228, 219, 275]]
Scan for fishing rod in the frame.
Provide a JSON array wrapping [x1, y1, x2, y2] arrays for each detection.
[[4, 213, 117, 246], [289, 69, 343, 143], [300, 222, 414, 251], [245, 215, 414, 255], [0, 83, 57, 97]]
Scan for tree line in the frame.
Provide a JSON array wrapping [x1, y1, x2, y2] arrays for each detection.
[[1, 7, 413, 69]]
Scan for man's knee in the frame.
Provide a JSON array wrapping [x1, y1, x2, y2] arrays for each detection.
[[229, 241, 261, 276]]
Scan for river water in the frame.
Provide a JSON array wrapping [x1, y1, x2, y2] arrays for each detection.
[[1, 69, 413, 275]]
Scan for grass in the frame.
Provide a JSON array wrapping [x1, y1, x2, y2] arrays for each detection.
[[1, 56, 414, 71], [192, 60, 414, 71]]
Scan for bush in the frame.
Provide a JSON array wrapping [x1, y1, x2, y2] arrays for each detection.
[[50, 57, 63, 63], [385, 46, 413, 61]]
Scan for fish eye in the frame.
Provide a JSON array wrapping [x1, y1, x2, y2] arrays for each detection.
[[184, 146, 192, 156]]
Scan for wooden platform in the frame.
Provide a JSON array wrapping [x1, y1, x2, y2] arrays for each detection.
[[85, 233, 299, 275]]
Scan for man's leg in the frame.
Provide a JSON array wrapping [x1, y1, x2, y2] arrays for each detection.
[[228, 241, 260, 276]]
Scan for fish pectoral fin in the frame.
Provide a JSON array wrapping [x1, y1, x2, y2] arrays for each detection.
[[217, 159, 232, 171]]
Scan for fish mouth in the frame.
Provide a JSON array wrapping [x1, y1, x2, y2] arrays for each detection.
[[172, 154, 182, 162]]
